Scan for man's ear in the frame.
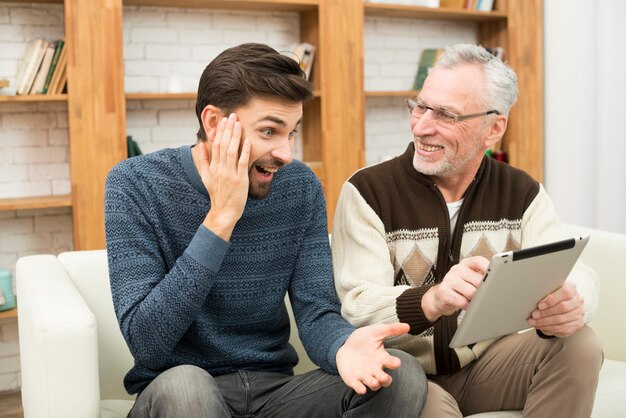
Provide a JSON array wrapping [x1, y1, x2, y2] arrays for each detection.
[[484, 114, 508, 149], [201, 105, 224, 141]]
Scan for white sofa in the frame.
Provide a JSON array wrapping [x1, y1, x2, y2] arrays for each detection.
[[15, 226, 626, 418]]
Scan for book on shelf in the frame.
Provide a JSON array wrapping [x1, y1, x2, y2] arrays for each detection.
[[485, 46, 504, 60], [127, 135, 143, 158], [42, 40, 65, 94], [465, 0, 494, 11], [476, 0, 494, 11], [293, 42, 316, 80], [15, 38, 47, 95], [412, 48, 443, 91], [47, 41, 68, 95], [29, 41, 57, 95]]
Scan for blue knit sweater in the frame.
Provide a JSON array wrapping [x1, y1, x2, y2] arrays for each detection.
[[104, 145, 354, 394]]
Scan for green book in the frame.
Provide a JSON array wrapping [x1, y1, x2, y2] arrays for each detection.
[[42, 40, 64, 94], [126, 136, 143, 158], [412, 48, 443, 91]]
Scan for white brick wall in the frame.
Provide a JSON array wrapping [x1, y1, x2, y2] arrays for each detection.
[[0, 2, 70, 393], [0, 101, 70, 198], [364, 16, 477, 165]]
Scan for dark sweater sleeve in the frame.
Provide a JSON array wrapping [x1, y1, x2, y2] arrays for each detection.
[[396, 285, 437, 335], [288, 178, 354, 374]]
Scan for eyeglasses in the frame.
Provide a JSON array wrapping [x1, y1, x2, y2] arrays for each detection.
[[406, 98, 500, 124]]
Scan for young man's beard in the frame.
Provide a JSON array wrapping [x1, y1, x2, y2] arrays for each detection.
[[247, 158, 285, 199], [248, 180, 271, 199]]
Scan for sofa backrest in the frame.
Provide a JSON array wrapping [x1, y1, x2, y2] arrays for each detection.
[[58, 250, 134, 401]]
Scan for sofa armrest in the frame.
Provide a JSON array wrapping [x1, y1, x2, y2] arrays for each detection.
[[16, 255, 101, 418]]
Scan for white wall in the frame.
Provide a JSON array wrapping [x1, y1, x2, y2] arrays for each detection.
[[544, 0, 626, 233]]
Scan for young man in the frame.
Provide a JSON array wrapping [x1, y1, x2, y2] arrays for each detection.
[[331, 44, 603, 417], [105, 43, 427, 418]]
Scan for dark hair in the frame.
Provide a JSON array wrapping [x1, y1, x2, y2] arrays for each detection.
[[195, 43, 313, 141]]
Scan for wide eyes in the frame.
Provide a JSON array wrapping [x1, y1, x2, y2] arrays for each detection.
[[259, 127, 298, 139], [261, 128, 274, 137]]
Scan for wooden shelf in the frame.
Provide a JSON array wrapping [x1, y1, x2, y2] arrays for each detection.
[[3, 0, 61, 3], [123, 0, 318, 12], [126, 90, 321, 100], [0, 94, 67, 103], [366, 90, 418, 97], [0, 195, 72, 212], [0, 306, 17, 321], [126, 93, 196, 101], [365, 3, 507, 22]]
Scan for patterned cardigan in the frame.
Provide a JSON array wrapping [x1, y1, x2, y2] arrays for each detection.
[[332, 143, 598, 376]]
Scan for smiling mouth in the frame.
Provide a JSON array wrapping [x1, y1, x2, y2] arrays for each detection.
[[418, 142, 443, 152]]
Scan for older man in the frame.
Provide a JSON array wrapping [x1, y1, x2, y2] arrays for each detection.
[[332, 44, 602, 417]]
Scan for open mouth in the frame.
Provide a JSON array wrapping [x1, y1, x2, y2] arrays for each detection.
[[255, 165, 279, 177]]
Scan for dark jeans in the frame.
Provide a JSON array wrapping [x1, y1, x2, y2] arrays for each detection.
[[128, 349, 427, 418]]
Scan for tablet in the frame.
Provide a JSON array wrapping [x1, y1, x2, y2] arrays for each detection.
[[449, 235, 589, 348]]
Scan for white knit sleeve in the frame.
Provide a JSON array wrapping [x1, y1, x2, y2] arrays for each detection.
[[331, 182, 410, 327]]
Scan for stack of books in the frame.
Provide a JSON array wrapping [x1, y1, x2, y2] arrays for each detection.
[[14, 38, 68, 96]]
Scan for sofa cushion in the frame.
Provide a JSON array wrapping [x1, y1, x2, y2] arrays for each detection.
[[100, 399, 134, 418], [591, 359, 626, 418]]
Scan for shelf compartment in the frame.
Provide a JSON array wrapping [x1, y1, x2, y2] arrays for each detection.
[[123, 0, 318, 12], [0, 195, 72, 212], [365, 3, 507, 22]]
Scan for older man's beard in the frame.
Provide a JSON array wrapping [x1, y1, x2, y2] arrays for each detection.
[[412, 135, 484, 177]]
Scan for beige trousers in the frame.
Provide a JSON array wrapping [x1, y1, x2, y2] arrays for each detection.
[[420, 326, 603, 418]]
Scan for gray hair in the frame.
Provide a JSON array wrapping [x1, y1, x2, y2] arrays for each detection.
[[434, 43, 518, 116]]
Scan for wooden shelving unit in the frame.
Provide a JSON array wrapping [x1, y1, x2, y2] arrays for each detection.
[[1, 0, 543, 248]]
